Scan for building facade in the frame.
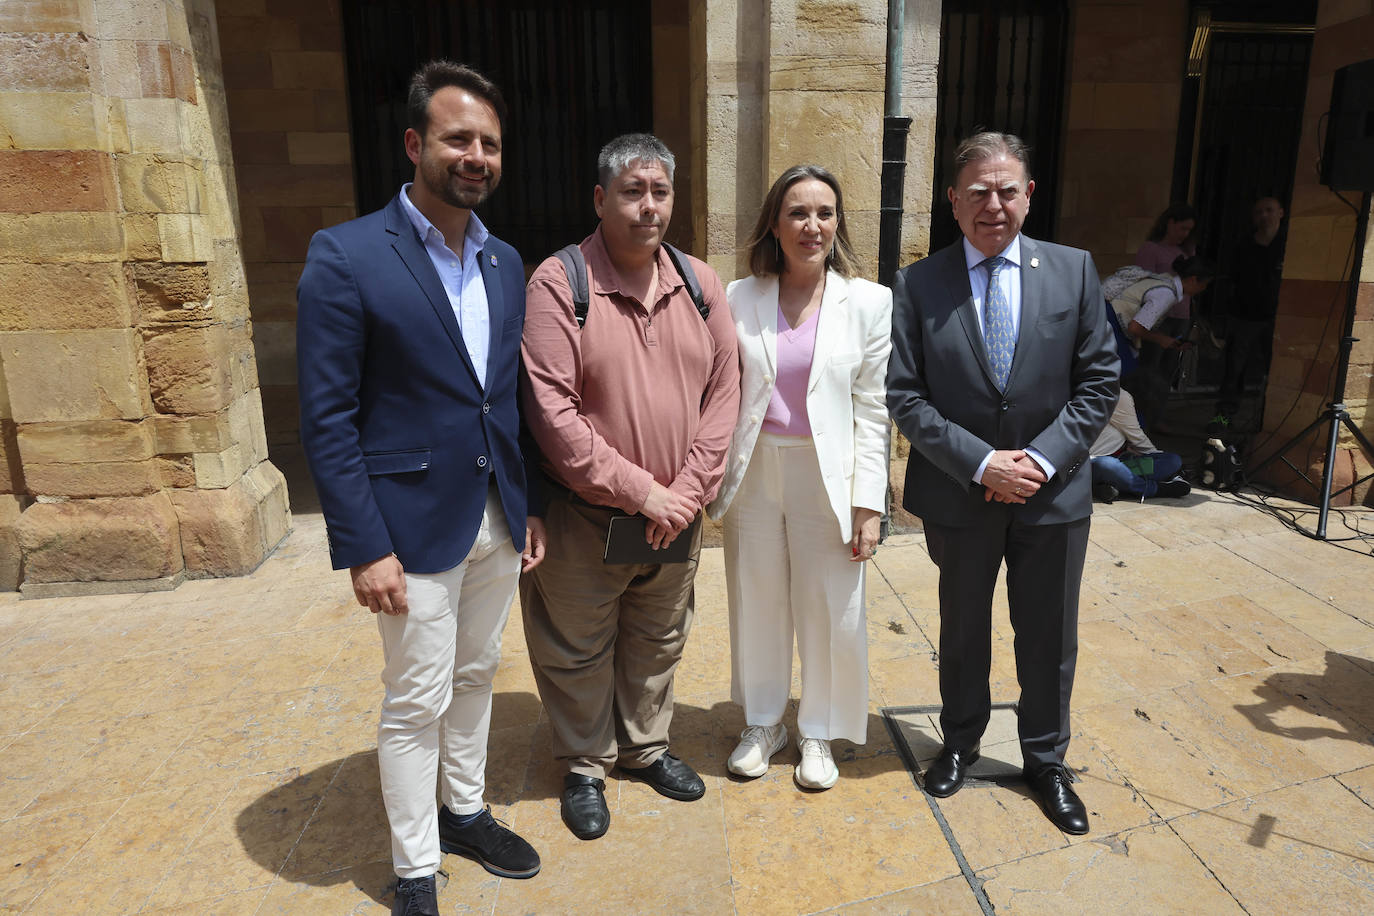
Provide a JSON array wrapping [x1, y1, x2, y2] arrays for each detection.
[[1, 0, 1371, 593]]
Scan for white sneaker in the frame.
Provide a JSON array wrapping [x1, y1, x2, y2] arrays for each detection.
[[794, 737, 839, 790], [727, 723, 788, 778]]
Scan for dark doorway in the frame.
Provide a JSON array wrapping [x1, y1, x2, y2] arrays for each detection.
[[1171, 3, 1314, 392], [929, 0, 1070, 253], [340, 0, 654, 262]]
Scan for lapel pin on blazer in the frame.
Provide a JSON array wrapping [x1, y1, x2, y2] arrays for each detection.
[[1030, 257, 1040, 268], [489, 253, 498, 266]]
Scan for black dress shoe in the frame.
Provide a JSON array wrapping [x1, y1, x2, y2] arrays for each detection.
[[392, 874, 439, 916], [618, 751, 705, 801], [1027, 766, 1089, 835], [923, 745, 980, 798], [438, 805, 540, 878], [561, 773, 609, 840]]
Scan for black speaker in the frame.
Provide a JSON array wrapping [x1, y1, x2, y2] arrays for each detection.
[[1321, 59, 1374, 191]]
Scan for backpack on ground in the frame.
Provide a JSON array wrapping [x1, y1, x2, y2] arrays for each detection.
[[553, 243, 708, 328]]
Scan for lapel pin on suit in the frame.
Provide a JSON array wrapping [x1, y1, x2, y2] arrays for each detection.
[[1030, 257, 1040, 268], [489, 253, 498, 267]]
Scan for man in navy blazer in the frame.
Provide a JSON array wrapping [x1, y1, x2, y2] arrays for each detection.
[[887, 132, 1118, 835], [297, 61, 545, 915]]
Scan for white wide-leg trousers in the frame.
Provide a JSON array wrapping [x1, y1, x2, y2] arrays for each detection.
[[722, 433, 869, 743], [375, 485, 521, 878]]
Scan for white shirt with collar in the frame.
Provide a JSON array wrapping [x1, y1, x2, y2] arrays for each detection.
[[398, 183, 492, 386], [962, 235, 1058, 484]]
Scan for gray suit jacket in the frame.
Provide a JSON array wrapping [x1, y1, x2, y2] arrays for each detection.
[[886, 236, 1120, 527]]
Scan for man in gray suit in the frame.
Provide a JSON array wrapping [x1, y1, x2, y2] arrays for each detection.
[[886, 132, 1118, 835]]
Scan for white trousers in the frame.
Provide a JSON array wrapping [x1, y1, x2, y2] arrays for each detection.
[[376, 485, 520, 878], [722, 433, 869, 743]]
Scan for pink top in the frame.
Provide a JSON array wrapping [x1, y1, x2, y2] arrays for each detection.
[[1135, 239, 1192, 320], [521, 228, 741, 514], [762, 304, 819, 436]]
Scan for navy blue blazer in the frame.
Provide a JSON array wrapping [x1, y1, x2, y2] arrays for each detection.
[[297, 194, 536, 573]]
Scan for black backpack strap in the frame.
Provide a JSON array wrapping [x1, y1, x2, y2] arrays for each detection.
[[553, 244, 590, 327], [663, 243, 709, 321]]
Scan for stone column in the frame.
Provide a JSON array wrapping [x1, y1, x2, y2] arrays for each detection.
[[701, 0, 911, 283], [0, 0, 289, 595]]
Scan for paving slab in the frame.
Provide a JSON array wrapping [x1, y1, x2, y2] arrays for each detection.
[[0, 488, 1371, 914]]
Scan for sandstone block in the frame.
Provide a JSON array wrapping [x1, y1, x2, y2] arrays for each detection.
[[151, 409, 233, 453], [16, 419, 155, 463], [92, 0, 168, 41], [270, 51, 346, 90], [0, 91, 99, 150], [0, 212, 123, 261], [156, 212, 211, 262], [89, 37, 142, 99], [17, 491, 181, 584], [216, 15, 302, 54], [136, 39, 176, 99], [0, 493, 24, 589], [0, 150, 116, 212], [0, 328, 149, 422], [313, 88, 349, 132], [123, 97, 182, 154], [285, 131, 351, 165], [0, 419, 23, 493], [766, 90, 882, 210], [225, 89, 316, 132], [0, 261, 133, 330], [0, 1, 88, 32], [115, 153, 196, 213], [122, 213, 162, 259], [227, 322, 262, 396], [130, 260, 212, 323], [171, 44, 195, 104], [171, 458, 290, 576], [157, 454, 195, 488], [25, 458, 161, 497], [0, 32, 92, 93], [142, 323, 234, 414], [193, 440, 249, 489]]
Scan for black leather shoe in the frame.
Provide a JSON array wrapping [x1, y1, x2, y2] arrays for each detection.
[[392, 874, 439, 916], [561, 773, 609, 840], [438, 805, 540, 878], [1027, 766, 1090, 835], [618, 751, 705, 801], [923, 745, 980, 798]]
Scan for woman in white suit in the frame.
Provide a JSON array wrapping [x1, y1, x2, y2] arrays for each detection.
[[707, 165, 892, 790]]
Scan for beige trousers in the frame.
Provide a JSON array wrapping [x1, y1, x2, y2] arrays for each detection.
[[520, 490, 701, 779]]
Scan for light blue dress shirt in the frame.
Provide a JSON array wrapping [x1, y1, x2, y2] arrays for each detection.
[[399, 183, 492, 386], [962, 236, 1057, 483]]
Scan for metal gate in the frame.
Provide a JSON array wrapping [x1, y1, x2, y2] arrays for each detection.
[[1173, 6, 1314, 391], [929, 0, 1069, 253], [341, 0, 653, 262]]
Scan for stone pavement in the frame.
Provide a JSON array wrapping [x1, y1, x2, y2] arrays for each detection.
[[1, 488, 1373, 914]]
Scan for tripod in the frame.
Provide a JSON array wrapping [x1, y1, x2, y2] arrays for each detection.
[[1247, 190, 1374, 538]]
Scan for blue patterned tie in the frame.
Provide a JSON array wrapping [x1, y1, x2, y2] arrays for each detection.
[[983, 256, 1015, 389]]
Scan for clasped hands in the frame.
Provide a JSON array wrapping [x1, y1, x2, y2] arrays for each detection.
[[982, 449, 1047, 504], [640, 480, 699, 550]]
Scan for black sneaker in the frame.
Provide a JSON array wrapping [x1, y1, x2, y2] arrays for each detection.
[[1156, 476, 1191, 498], [438, 806, 540, 879], [392, 874, 439, 916], [1091, 482, 1118, 503]]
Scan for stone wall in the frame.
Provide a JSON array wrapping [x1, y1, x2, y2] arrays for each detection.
[[1059, 0, 1187, 272], [700, 0, 939, 284], [1255, 2, 1374, 504], [0, 0, 289, 594], [216, 0, 355, 449]]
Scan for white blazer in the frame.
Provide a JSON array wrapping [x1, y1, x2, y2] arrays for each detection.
[[707, 271, 893, 543]]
